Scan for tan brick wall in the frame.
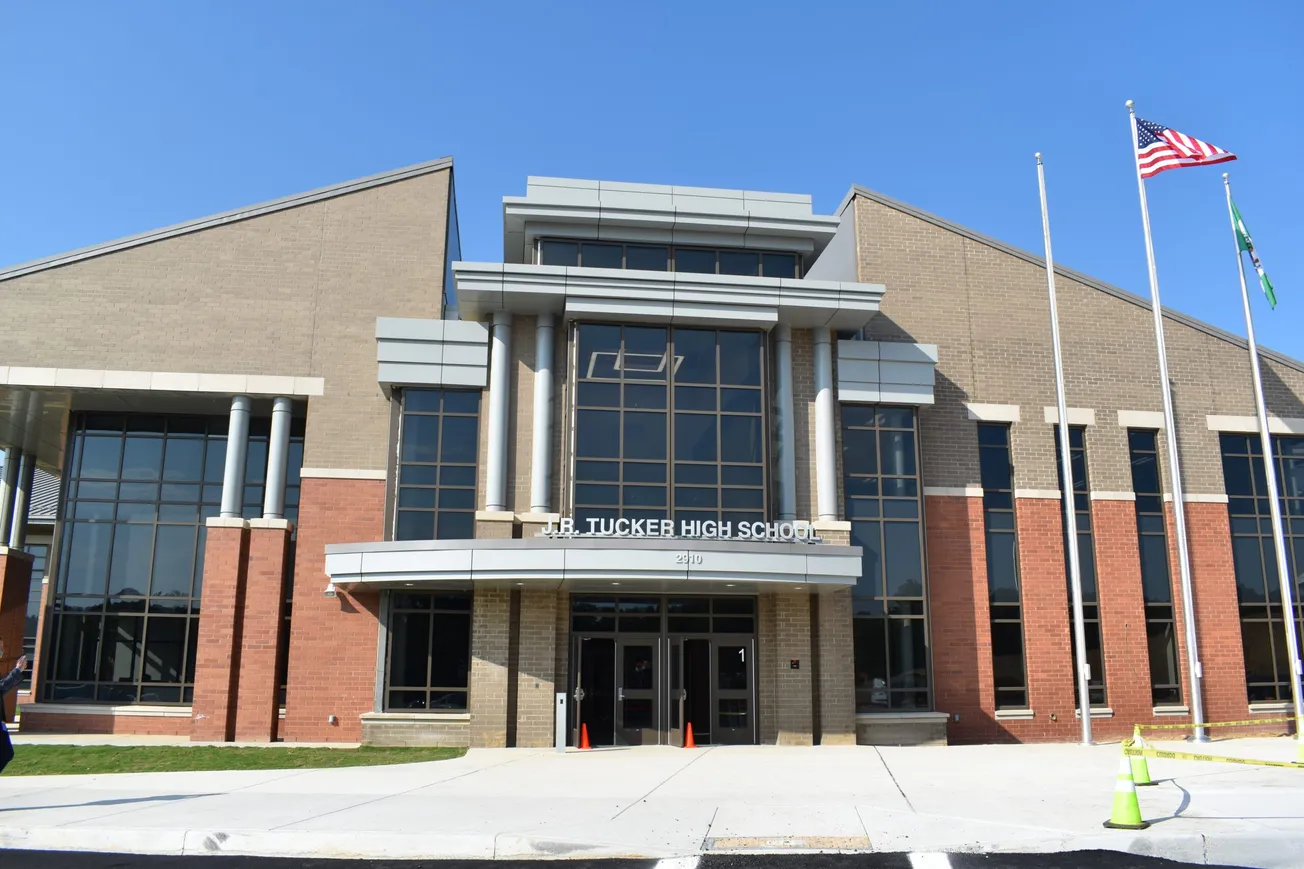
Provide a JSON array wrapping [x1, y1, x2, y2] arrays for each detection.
[[757, 591, 813, 745], [0, 168, 452, 472], [469, 587, 510, 747], [853, 195, 1304, 495], [513, 588, 557, 747], [813, 588, 855, 744], [790, 330, 818, 521]]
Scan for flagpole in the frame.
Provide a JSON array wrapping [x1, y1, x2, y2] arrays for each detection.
[[1222, 173, 1304, 756], [1127, 99, 1208, 742], [1037, 154, 1093, 744]]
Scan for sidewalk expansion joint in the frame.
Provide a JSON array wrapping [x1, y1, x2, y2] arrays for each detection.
[[610, 746, 716, 820]]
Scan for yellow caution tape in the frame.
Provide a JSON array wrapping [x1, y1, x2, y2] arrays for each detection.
[[1135, 716, 1297, 732], [1122, 738, 1304, 770]]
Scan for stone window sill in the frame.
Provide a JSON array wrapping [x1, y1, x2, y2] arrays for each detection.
[[994, 709, 1035, 721], [1248, 702, 1291, 715], [854, 711, 948, 722], [1074, 707, 1114, 719], [1153, 705, 1190, 717], [19, 703, 192, 718], [362, 711, 470, 722]]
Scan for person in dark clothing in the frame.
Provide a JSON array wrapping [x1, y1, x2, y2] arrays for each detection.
[[0, 640, 29, 773]]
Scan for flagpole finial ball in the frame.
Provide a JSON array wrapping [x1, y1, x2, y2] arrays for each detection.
[[1035, 152, 1042, 160], [1125, 99, 1134, 109], [1223, 172, 1229, 179]]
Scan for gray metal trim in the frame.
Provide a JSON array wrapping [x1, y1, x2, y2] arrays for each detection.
[[327, 535, 858, 557], [847, 184, 1304, 374], [1, 157, 454, 281]]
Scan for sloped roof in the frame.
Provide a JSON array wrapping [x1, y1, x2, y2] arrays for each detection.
[[0, 156, 454, 281], [847, 184, 1304, 376]]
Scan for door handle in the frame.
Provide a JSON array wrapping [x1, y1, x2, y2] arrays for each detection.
[[618, 687, 625, 702], [574, 687, 586, 702]]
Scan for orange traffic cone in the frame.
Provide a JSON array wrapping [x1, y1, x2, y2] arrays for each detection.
[[579, 723, 591, 750], [684, 721, 697, 749]]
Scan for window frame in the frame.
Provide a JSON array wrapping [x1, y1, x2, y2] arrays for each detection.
[[537, 238, 802, 279], [1054, 424, 1107, 708], [977, 423, 1031, 711], [383, 591, 473, 712], [1127, 428, 1183, 707], [393, 388, 481, 542]]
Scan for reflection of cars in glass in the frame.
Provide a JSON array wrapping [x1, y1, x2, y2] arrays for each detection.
[[856, 672, 928, 710]]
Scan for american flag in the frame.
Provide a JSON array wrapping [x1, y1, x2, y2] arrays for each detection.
[[1136, 117, 1236, 179]]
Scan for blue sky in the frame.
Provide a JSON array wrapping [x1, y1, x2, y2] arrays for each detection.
[[3, 1, 1301, 358]]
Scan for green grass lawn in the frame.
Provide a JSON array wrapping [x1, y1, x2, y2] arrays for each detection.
[[3, 745, 465, 776]]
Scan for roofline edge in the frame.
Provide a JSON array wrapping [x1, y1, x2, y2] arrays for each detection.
[[850, 184, 1304, 376], [0, 156, 455, 281]]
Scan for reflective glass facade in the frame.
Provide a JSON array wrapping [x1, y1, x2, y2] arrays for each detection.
[[572, 325, 766, 528], [395, 389, 480, 541], [843, 406, 929, 712], [20, 542, 49, 691], [46, 412, 302, 705], [385, 592, 472, 711], [1220, 433, 1304, 702], [540, 240, 800, 279]]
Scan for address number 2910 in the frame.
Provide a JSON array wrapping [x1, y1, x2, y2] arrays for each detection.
[[675, 553, 704, 565]]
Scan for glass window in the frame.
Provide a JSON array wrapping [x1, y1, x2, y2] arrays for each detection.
[[1128, 429, 1182, 706], [977, 423, 1028, 710], [573, 325, 765, 529], [625, 245, 669, 271], [1056, 426, 1106, 707], [539, 240, 579, 267], [538, 239, 803, 278], [385, 592, 471, 711], [674, 248, 717, 274], [844, 406, 929, 712], [46, 413, 303, 705], [1219, 433, 1304, 703], [396, 389, 480, 541]]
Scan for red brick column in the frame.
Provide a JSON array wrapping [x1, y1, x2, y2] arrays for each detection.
[[1092, 498, 1152, 739], [283, 477, 385, 743], [0, 549, 34, 722], [191, 519, 249, 742], [234, 520, 292, 742], [1006, 497, 1075, 742], [925, 494, 995, 744], [1183, 501, 1252, 726]]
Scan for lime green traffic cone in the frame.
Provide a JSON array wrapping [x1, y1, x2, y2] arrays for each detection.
[[1103, 754, 1150, 830], [1130, 728, 1155, 786]]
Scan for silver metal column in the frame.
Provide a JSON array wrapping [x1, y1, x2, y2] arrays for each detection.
[[774, 325, 798, 521], [0, 447, 18, 545], [530, 314, 555, 514], [8, 452, 35, 550], [262, 397, 293, 520], [485, 312, 513, 513], [813, 327, 838, 522], [219, 396, 252, 519]]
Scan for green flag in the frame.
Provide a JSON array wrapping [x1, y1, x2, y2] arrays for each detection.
[[1231, 198, 1277, 309]]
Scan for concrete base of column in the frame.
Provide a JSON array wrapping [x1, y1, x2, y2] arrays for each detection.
[[475, 511, 517, 540], [191, 519, 249, 742], [0, 548, 34, 722], [234, 520, 292, 742]]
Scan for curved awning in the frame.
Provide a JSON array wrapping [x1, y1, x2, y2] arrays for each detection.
[[324, 537, 861, 594]]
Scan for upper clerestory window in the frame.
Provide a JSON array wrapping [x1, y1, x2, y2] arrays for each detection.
[[538, 239, 799, 278]]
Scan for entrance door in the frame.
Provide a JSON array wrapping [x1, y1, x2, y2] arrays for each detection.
[[615, 638, 659, 745], [713, 639, 755, 744], [574, 636, 615, 747], [683, 638, 713, 745]]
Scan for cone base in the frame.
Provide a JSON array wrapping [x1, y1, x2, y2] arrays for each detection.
[[1134, 781, 1158, 787], [1104, 820, 1151, 830]]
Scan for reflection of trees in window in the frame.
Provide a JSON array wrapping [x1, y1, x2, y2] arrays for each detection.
[[977, 424, 1028, 710], [1219, 433, 1304, 703], [843, 406, 929, 713], [572, 325, 766, 529], [1055, 426, 1106, 707], [47, 412, 303, 705], [394, 389, 480, 541], [1127, 430, 1182, 706]]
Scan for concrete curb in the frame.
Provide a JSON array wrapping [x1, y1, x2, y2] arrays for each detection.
[[2, 826, 1303, 866]]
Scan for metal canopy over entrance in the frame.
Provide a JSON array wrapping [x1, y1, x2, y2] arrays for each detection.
[[569, 595, 757, 747]]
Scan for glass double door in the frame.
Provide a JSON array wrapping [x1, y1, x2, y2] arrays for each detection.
[[572, 634, 755, 747]]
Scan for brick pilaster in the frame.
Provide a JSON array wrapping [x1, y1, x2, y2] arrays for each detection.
[[0, 549, 34, 722], [925, 494, 995, 744], [760, 591, 813, 745], [469, 587, 510, 747], [513, 588, 557, 747], [234, 521, 292, 742], [813, 587, 855, 744], [190, 520, 249, 742]]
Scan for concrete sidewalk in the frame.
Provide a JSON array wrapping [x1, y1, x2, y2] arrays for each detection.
[[0, 739, 1300, 867]]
